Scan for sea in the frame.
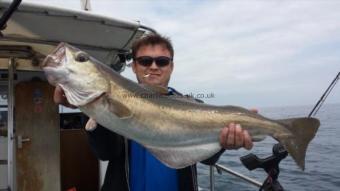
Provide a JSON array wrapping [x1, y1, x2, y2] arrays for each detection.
[[197, 103, 340, 191]]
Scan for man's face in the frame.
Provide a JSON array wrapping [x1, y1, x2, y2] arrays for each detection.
[[132, 44, 173, 88]]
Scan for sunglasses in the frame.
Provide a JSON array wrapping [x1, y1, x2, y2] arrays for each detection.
[[135, 56, 172, 67]]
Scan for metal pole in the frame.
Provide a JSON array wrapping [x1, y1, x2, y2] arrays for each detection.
[[7, 58, 15, 190], [215, 164, 262, 188], [0, 0, 22, 30], [209, 166, 215, 191], [308, 72, 340, 117], [80, 0, 92, 11]]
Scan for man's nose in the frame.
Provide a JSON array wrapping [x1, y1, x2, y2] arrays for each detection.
[[149, 61, 159, 69]]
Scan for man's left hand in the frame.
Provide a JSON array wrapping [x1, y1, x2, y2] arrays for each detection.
[[219, 123, 253, 150]]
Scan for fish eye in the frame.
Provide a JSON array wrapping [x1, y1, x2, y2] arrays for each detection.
[[75, 51, 89, 62]]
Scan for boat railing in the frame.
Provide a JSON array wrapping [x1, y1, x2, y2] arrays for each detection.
[[209, 164, 262, 191], [208, 71, 340, 191]]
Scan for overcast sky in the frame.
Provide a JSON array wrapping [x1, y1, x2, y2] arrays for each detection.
[[26, 0, 340, 108]]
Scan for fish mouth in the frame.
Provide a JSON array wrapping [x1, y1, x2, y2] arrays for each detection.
[[41, 43, 69, 86], [41, 42, 68, 68]]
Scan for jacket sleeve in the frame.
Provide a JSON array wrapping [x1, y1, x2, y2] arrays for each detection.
[[86, 125, 125, 161]]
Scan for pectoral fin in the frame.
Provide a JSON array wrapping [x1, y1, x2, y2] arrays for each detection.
[[106, 97, 132, 119]]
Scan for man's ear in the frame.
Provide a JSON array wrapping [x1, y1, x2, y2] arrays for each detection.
[[170, 62, 174, 74]]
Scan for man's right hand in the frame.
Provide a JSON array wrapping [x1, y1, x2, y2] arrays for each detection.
[[53, 85, 77, 108]]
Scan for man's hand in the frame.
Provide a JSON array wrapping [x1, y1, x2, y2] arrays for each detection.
[[53, 85, 77, 108], [219, 123, 253, 150], [219, 109, 257, 150], [85, 118, 98, 131]]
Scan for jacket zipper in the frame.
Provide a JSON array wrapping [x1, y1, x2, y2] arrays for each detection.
[[124, 138, 131, 191]]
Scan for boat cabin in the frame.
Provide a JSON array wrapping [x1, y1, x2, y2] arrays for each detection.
[[0, 1, 153, 190]]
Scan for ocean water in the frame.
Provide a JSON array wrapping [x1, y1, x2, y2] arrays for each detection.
[[197, 103, 340, 191]]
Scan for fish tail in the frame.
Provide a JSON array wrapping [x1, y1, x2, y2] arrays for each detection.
[[275, 117, 320, 170]]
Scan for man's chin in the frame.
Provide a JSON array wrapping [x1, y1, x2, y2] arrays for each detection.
[[145, 78, 160, 85], [145, 80, 167, 87], [148, 81, 162, 86]]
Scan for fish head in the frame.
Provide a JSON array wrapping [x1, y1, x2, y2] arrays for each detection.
[[42, 42, 109, 107]]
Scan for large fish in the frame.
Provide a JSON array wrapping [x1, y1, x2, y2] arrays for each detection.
[[42, 43, 319, 170]]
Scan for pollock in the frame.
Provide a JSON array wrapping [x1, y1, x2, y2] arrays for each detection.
[[42, 43, 319, 170]]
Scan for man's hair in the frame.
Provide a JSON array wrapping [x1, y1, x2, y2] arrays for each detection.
[[131, 34, 174, 59]]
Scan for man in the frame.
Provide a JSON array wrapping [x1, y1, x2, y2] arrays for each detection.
[[54, 34, 253, 191]]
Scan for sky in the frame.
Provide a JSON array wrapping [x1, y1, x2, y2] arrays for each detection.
[[25, 0, 340, 108]]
